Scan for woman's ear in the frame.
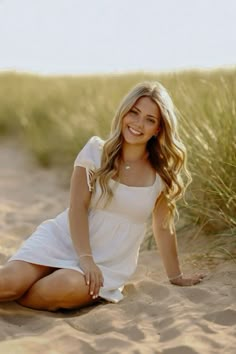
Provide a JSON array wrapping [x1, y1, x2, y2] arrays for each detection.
[[152, 128, 160, 139]]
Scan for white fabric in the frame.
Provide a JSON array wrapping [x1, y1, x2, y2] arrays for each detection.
[[9, 136, 165, 303]]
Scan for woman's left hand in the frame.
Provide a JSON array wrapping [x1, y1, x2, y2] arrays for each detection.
[[169, 273, 206, 286]]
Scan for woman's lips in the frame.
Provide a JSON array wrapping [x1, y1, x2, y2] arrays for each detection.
[[128, 126, 142, 136]]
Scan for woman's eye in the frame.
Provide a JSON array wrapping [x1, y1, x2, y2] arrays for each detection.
[[130, 110, 137, 114], [147, 118, 155, 123]]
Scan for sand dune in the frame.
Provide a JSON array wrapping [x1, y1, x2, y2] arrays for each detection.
[[0, 139, 235, 354]]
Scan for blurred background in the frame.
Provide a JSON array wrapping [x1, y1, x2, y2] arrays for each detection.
[[0, 0, 235, 256]]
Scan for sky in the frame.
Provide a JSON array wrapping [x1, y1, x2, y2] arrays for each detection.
[[0, 0, 235, 75]]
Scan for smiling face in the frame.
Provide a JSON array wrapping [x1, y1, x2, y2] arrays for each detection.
[[121, 96, 161, 146]]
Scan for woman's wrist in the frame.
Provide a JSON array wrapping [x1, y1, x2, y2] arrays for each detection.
[[168, 272, 183, 283], [78, 253, 93, 259]]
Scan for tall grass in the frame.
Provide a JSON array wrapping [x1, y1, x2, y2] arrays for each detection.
[[0, 69, 235, 255], [167, 70, 236, 256]]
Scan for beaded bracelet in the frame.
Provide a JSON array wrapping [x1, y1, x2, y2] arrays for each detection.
[[168, 272, 183, 281], [79, 254, 93, 259]]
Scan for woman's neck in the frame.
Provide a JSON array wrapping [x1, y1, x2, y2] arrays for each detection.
[[121, 143, 148, 163]]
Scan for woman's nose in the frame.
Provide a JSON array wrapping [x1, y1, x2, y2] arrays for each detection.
[[135, 116, 144, 128]]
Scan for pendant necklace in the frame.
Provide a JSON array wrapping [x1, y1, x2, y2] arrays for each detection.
[[122, 152, 148, 171], [124, 163, 131, 170]]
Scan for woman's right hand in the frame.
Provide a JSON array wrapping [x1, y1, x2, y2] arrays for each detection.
[[79, 256, 104, 299]]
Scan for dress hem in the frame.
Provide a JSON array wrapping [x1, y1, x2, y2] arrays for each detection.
[[8, 257, 124, 304]]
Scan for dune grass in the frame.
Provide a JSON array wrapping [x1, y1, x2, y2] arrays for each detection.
[[0, 69, 235, 255]]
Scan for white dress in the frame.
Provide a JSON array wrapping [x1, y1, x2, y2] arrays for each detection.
[[9, 136, 164, 303]]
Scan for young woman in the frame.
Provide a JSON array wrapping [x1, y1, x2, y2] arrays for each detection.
[[0, 81, 204, 311]]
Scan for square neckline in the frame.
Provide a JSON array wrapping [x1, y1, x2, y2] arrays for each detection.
[[110, 174, 159, 189]]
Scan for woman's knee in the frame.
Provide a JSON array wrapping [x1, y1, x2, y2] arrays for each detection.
[[41, 269, 89, 303], [0, 261, 54, 301], [18, 269, 92, 311], [0, 266, 27, 300], [53, 269, 87, 293], [53, 270, 96, 309]]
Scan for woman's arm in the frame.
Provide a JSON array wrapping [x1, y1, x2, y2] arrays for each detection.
[[68, 166, 104, 297], [152, 193, 205, 286], [68, 166, 93, 256]]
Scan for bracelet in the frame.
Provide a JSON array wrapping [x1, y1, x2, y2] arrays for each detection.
[[79, 254, 93, 259], [168, 272, 183, 281]]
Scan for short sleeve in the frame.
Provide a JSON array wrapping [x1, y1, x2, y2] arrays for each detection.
[[74, 136, 103, 192]]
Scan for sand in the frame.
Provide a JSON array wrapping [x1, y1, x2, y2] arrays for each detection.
[[0, 139, 235, 354]]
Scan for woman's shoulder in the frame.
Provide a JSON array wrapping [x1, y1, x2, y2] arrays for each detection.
[[87, 135, 105, 151], [82, 135, 105, 168], [74, 136, 105, 169]]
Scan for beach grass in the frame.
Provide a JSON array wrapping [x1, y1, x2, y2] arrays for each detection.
[[0, 69, 235, 255]]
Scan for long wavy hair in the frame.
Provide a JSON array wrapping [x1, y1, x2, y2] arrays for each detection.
[[91, 81, 192, 233]]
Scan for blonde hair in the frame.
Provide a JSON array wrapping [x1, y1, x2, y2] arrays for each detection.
[[91, 81, 192, 233]]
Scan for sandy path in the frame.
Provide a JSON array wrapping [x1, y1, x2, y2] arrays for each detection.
[[0, 139, 235, 354]]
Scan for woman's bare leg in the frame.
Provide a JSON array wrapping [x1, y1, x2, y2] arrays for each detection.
[[0, 261, 55, 302], [17, 268, 99, 311]]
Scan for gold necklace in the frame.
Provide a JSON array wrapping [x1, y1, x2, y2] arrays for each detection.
[[122, 153, 148, 171], [124, 163, 131, 170]]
